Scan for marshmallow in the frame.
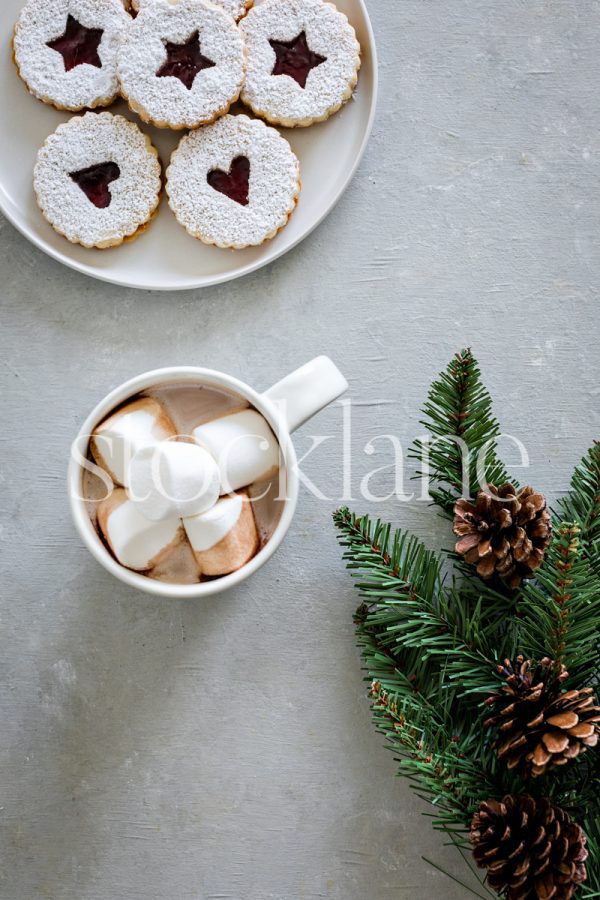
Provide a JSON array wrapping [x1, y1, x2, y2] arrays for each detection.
[[91, 398, 274, 581], [193, 410, 280, 494], [183, 491, 259, 576], [97, 488, 183, 572], [91, 397, 176, 487], [128, 441, 221, 522]]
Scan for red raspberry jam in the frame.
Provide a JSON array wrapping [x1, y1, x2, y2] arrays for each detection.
[[70, 162, 121, 209], [47, 15, 103, 72], [269, 31, 326, 89], [156, 31, 216, 90], [207, 156, 250, 206]]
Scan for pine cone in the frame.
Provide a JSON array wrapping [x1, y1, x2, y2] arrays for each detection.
[[485, 657, 600, 778], [453, 484, 551, 588], [471, 794, 588, 899]]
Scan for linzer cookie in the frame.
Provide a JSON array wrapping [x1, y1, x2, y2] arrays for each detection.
[[166, 114, 300, 249], [240, 0, 360, 127], [129, 0, 254, 22], [33, 112, 162, 249], [117, 0, 246, 130], [13, 0, 130, 111]]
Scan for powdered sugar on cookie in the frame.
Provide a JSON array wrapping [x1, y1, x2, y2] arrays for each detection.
[[34, 112, 162, 249], [118, 0, 246, 129], [13, 0, 129, 111], [166, 114, 300, 249], [240, 0, 360, 127], [130, 0, 253, 22]]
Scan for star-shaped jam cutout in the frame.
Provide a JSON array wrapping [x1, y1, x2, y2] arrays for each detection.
[[46, 15, 103, 72], [156, 30, 216, 91], [70, 162, 121, 209], [269, 31, 326, 89], [207, 156, 250, 206]]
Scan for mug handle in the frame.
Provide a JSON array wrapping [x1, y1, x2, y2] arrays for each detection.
[[262, 356, 348, 433]]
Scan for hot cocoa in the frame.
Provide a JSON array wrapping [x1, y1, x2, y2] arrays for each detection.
[[82, 381, 285, 585]]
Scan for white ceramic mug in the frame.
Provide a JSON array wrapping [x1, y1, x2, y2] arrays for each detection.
[[68, 356, 348, 598]]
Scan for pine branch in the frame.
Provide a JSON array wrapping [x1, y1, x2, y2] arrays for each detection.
[[355, 615, 443, 711], [557, 442, 600, 575], [368, 680, 496, 835], [361, 588, 510, 694], [333, 506, 443, 604], [334, 508, 506, 698], [548, 732, 600, 889], [558, 442, 600, 542], [336, 507, 519, 799], [410, 349, 510, 517], [518, 522, 600, 685], [579, 804, 600, 895], [334, 350, 600, 900]]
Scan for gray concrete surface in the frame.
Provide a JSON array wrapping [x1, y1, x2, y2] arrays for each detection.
[[1, 1, 599, 898]]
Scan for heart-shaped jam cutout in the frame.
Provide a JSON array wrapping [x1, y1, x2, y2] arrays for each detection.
[[47, 14, 103, 72], [70, 162, 121, 209], [207, 156, 250, 206], [156, 30, 216, 90], [269, 31, 326, 89]]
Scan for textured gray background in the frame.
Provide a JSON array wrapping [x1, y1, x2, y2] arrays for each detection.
[[1, 1, 599, 899]]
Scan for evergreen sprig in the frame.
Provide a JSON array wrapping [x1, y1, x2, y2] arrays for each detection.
[[333, 509, 502, 703], [334, 349, 600, 899], [410, 349, 510, 517], [558, 442, 600, 551], [368, 679, 495, 837], [518, 522, 600, 686]]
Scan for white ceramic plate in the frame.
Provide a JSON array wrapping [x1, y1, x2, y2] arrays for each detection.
[[0, 0, 377, 291]]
